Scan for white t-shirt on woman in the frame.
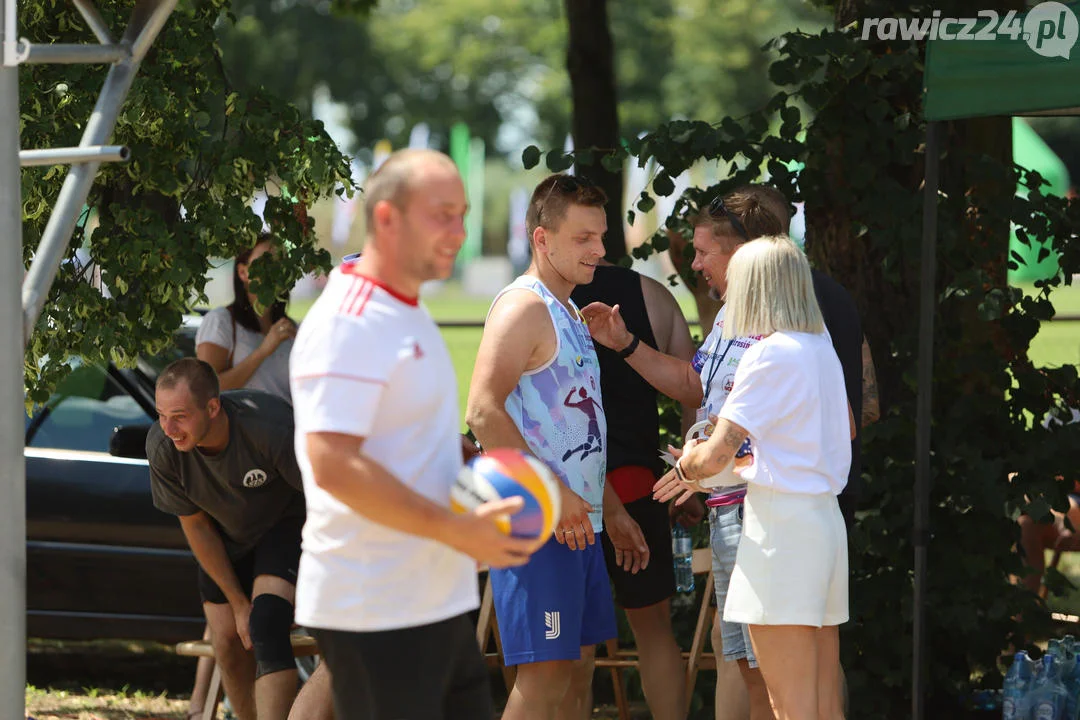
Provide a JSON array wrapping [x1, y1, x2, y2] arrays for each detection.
[[718, 331, 850, 496], [196, 307, 294, 403]]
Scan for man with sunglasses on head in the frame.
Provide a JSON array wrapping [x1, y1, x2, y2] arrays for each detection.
[[584, 185, 876, 720], [584, 186, 793, 720], [467, 173, 650, 720]]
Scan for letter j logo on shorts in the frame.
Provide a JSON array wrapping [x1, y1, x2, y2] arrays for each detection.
[[544, 611, 561, 640]]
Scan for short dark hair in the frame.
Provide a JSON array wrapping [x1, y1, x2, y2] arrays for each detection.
[[526, 174, 608, 240], [157, 358, 220, 406], [693, 185, 791, 250]]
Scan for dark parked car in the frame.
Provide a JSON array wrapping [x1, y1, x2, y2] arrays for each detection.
[[25, 318, 207, 643]]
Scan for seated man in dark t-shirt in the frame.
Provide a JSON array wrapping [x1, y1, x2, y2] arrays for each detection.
[[148, 358, 329, 720]]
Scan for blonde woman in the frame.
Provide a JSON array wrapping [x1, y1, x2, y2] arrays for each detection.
[[655, 235, 855, 720]]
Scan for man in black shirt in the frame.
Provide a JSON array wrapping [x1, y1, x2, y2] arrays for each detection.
[[572, 262, 697, 720], [811, 269, 880, 529], [148, 358, 329, 720]]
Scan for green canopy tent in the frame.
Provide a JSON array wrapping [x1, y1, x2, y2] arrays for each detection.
[[781, 121, 1069, 272], [1011, 116, 1071, 281], [916, 8, 1080, 718]]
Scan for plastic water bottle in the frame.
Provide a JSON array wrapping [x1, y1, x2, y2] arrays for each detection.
[[1064, 649, 1080, 720], [672, 524, 694, 593], [1030, 654, 1067, 720], [1003, 651, 1034, 720]]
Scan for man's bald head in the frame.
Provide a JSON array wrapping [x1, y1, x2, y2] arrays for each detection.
[[363, 149, 461, 230]]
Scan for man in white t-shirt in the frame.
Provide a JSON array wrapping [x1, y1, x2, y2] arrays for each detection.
[[289, 149, 538, 720]]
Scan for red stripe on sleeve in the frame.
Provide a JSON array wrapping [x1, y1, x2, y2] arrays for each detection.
[[338, 279, 368, 315], [292, 372, 386, 385], [347, 282, 375, 317]]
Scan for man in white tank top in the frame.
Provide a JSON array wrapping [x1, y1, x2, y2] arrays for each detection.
[[467, 174, 650, 720]]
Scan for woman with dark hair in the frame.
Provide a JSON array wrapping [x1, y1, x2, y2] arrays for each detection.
[[196, 235, 296, 402]]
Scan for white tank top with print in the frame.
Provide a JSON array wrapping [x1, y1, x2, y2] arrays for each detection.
[[490, 275, 607, 532]]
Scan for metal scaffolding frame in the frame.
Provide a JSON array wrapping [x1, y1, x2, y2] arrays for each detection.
[[1, 0, 176, 714]]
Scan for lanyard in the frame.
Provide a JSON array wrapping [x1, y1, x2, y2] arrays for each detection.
[[701, 338, 736, 409]]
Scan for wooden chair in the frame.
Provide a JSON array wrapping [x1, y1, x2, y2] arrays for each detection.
[[175, 633, 320, 720], [476, 568, 517, 693], [595, 547, 716, 720]]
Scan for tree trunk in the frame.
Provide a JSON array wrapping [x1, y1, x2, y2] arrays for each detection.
[[805, 3, 1016, 413], [564, 0, 626, 260], [799, 4, 1021, 714]]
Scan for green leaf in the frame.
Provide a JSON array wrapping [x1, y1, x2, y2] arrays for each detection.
[[652, 173, 675, 197], [546, 150, 573, 172], [1024, 497, 1052, 523], [522, 145, 541, 170], [600, 151, 625, 174]]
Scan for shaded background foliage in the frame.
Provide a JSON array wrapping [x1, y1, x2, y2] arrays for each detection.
[[217, 0, 830, 157], [19, 0, 356, 403]]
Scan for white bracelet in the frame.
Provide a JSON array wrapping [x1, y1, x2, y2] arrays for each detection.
[[674, 457, 690, 483]]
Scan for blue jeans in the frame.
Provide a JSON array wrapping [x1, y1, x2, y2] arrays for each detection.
[[710, 503, 757, 667]]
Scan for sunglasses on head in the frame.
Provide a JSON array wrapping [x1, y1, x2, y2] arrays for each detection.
[[708, 195, 750, 242], [539, 175, 595, 226]]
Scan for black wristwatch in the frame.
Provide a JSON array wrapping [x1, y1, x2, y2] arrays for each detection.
[[617, 335, 640, 359]]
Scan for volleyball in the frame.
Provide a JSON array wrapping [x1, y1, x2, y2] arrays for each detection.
[[451, 448, 562, 540]]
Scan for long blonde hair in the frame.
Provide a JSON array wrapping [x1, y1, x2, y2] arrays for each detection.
[[722, 235, 825, 339]]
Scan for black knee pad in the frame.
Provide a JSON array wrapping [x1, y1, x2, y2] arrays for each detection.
[[249, 593, 295, 678]]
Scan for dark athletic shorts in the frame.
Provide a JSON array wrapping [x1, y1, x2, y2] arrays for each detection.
[[601, 493, 676, 609], [311, 613, 492, 720], [198, 515, 303, 604]]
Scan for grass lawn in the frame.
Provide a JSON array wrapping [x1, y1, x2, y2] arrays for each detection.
[[26, 684, 191, 719], [290, 280, 700, 430], [1047, 551, 1080, 617], [294, 279, 1080, 429], [1028, 281, 1080, 369]]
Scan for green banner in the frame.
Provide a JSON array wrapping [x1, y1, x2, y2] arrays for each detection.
[[924, 2, 1080, 121]]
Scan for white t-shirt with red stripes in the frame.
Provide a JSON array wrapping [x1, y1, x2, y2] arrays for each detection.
[[289, 262, 478, 632]]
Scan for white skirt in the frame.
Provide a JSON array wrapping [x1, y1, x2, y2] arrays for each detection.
[[723, 485, 849, 627]]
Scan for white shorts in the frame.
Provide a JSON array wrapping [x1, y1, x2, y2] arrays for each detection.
[[723, 485, 849, 627]]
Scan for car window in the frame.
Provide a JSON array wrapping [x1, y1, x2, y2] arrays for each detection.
[[27, 364, 152, 453]]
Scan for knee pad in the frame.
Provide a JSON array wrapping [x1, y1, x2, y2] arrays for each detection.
[[249, 593, 295, 678]]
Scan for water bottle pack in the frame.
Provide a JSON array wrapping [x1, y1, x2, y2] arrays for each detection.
[[1003, 637, 1080, 719]]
